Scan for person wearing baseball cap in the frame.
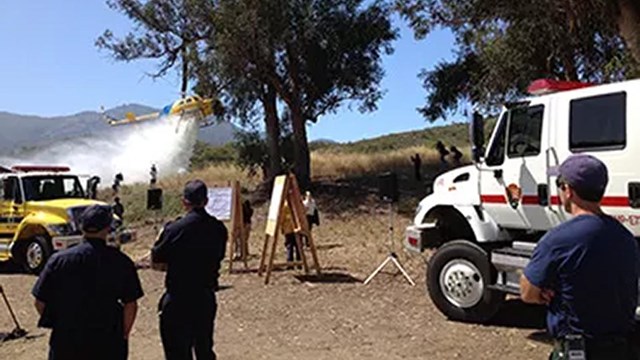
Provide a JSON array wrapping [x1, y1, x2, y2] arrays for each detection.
[[152, 179, 228, 359], [520, 154, 640, 359], [32, 205, 144, 360]]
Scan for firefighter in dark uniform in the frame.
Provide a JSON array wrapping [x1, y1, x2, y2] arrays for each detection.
[[32, 205, 144, 360], [152, 180, 228, 360], [521, 155, 640, 359]]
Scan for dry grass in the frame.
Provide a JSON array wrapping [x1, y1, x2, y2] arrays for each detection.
[[311, 145, 469, 180], [114, 144, 468, 225], [114, 163, 260, 224], [158, 163, 260, 190]]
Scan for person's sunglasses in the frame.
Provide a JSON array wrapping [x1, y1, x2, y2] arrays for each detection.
[[555, 177, 567, 190]]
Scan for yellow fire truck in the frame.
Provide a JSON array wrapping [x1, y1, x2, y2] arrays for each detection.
[[0, 165, 133, 273]]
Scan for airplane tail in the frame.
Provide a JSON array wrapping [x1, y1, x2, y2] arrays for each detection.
[[100, 106, 118, 124]]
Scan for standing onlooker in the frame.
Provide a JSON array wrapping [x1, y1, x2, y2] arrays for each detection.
[[521, 154, 640, 360], [32, 205, 143, 360], [410, 153, 422, 181], [113, 197, 125, 220], [303, 191, 319, 247], [435, 141, 449, 170], [112, 173, 124, 197], [238, 199, 253, 259], [86, 175, 101, 200], [150, 164, 158, 187], [152, 180, 228, 360], [281, 202, 300, 266], [450, 146, 463, 167]]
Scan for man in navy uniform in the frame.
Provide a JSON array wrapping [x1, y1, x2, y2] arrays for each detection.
[[152, 179, 228, 360], [32, 205, 144, 360], [521, 154, 640, 359]]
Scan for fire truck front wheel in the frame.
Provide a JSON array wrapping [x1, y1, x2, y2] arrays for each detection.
[[427, 240, 504, 323], [21, 235, 53, 274]]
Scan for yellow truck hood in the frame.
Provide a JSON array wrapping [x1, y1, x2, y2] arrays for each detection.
[[26, 199, 106, 223]]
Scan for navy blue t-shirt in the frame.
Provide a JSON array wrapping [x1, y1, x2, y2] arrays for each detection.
[[524, 214, 640, 338], [152, 208, 228, 294], [32, 238, 144, 346]]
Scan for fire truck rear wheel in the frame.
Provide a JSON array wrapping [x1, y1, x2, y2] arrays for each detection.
[[22, 235, 53, 274], [427, 240, 504, 323]]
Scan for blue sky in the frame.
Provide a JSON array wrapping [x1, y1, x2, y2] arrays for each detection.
[[0, 1, 458, 142]]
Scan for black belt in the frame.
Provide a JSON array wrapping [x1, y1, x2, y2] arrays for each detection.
[[555, 336, 629, 349], [165, 288, 216, 296], [586, 336, 629, 348]]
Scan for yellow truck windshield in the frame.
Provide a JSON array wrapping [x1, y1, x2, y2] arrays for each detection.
[[22, 176, 85, 201]]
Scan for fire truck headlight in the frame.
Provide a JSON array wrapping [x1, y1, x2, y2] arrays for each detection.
[[47, 223, 74, 236]]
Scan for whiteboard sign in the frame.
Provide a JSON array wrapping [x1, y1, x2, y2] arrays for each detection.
[[265, 175, 287, 235], [205, 187, 233, 220]]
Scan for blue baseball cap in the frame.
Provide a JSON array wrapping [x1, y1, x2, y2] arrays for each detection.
[[183, 179, 208, 204], [549, 154, 608, 195], [81, 205, 113, 233]]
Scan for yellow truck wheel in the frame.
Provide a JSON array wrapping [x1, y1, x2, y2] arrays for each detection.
[[21, 235, 53, 274]]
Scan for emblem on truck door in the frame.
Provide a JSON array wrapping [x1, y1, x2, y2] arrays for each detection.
[[505, 183, 522, 209]]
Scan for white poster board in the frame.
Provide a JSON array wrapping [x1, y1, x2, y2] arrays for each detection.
[[205, 187, 233, 220], [265, 175, 286, 236]]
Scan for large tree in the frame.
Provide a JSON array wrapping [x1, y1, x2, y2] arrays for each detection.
[[396, 0, 640, 121], [100, 0, 396, 187], [206, 0, 286, 181], [96, 0, 215, 94], [209, 0, 397, 187]]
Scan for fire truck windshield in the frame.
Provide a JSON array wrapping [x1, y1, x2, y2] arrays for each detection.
[[22, 175, 85, 201]]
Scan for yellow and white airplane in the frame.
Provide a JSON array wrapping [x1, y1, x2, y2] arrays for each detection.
[[103, 95, 223, 128]]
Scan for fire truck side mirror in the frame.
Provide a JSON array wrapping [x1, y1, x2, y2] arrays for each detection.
[[470, 112, 485, 162]]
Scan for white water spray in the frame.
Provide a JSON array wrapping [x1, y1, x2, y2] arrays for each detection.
[[0, 115, 200, 184]]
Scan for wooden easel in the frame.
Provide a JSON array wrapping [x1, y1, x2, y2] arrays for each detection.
[[227, 181, 248, 272], [259, 174, 321, 284]]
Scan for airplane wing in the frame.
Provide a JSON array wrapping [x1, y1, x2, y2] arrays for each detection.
[[101, 107, 161, 126]]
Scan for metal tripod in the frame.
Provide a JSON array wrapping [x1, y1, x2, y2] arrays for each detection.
[[363, 199, 415, 286]]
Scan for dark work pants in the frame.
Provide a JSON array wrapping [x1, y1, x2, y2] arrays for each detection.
[[285, 233, 300, 262], [159, 291, 217, 360], [49, 337, 128, 360]]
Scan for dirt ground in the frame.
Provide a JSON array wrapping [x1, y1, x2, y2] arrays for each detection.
[[0, 200, 554, 359]]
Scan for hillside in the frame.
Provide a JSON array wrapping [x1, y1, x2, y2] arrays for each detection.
[[311, 122, 470, 153], [309, 118, 497, 154]]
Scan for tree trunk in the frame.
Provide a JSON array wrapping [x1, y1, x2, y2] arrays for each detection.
[[616, 0, 640, 64], [284, 45, 311, 189], [262, 85, 282, 180], [289, 102, 311, 190], [181, 48, 189, 97]]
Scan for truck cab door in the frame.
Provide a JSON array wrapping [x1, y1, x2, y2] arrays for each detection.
[[0, 177, 24, 259], [479, 101, 556, 230]]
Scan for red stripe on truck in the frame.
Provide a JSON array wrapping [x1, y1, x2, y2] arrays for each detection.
[[481, 195, 629, 207]]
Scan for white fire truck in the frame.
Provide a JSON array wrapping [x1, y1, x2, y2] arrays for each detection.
[[405, 78, 640, 322]]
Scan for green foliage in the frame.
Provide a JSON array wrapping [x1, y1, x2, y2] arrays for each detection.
[[100, 0, 397, 187], [190, 141, 236, 170], [97, 0, 216, 92], [116, 183, 184, 224], [232, 127, 295, 176], [396, 0, 640, 121], [198, 0, 398, 186]]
